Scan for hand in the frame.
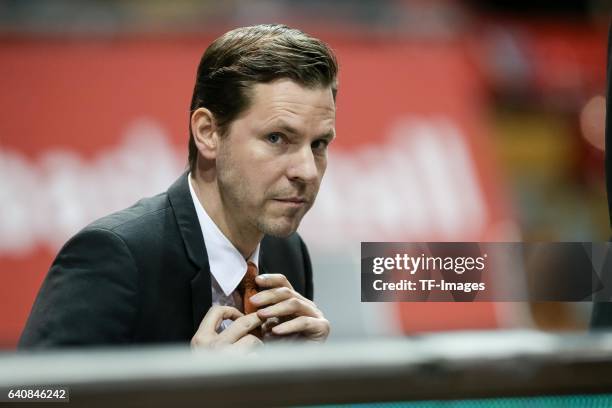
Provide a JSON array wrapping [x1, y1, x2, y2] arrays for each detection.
[[250, 274, 330, 342], [191, 305, 263, 351]]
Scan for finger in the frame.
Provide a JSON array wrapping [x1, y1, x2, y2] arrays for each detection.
[[261, 317, 281, 333], [272, 316, 330, 340], [234, 334, 264, 350], [198, 305, 244, 335], [250, 286, 308, 308], [255, 274, 294, 290], [257, 297, 320, 320], [218, 312, 263, 343]]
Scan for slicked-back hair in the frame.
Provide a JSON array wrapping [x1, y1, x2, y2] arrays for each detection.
[[188, 24, 338, 172]]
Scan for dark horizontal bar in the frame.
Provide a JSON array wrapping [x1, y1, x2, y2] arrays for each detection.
[[2, 331, 612, 407]]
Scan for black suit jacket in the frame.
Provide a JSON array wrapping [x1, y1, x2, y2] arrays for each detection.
[[19, 172, 313, 348]]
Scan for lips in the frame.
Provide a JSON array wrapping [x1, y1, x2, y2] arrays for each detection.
[[275, 197, 307, 203], [273, 197, 309, 207]]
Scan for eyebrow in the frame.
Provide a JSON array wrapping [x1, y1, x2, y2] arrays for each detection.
[[272, 121, 336, 142]]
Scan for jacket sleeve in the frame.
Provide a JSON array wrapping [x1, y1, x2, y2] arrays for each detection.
[[18, 228, 139, 348]]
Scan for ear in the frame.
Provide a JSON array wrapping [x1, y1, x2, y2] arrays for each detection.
[[191, 107, 220, 160]]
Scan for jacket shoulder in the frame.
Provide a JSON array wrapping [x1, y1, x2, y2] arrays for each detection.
[[87, 192, 171, 234], [83, 191, 185, 270]]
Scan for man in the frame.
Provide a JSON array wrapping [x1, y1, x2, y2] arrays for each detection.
[[19, 24, 337, 350]]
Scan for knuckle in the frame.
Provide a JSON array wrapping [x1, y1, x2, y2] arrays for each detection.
[[191, 334, 211, 348], [289, 297, 302, 308], [247, 335, 263, 345], [277, 287, 292, 296], [319, 318, 331, 331], [237, 316, 255, 331], [311, 306, 323, 318]]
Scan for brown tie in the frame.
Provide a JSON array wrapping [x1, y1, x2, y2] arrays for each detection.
[[239, 261, 262, 339]]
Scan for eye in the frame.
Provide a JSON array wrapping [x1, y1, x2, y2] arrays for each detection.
[[311, 139, 330, 151], [266, 132, 284, 144]]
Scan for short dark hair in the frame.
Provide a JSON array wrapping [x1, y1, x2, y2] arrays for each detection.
[[188, 24, 339, 172]]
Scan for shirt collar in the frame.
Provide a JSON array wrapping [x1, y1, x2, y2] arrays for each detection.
[[188, 173, 260, 296]]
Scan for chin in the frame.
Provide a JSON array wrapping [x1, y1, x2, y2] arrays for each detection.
[[257, 218, 300, 238]]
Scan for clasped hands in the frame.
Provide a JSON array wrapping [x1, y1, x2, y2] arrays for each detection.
[[191, 274, 329, 351]]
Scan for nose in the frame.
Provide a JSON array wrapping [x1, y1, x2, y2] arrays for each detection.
[[287, 145, 320, 184]]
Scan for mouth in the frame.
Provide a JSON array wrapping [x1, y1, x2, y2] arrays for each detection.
[[273, 197, 308, 207]]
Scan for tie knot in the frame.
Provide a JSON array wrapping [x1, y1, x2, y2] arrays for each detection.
[[246, 261, 258, 277], [241, 261, 258, 291]]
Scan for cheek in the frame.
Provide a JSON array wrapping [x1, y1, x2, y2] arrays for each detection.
[[317, 158, 328, 179], [245, 164, 278, 196]]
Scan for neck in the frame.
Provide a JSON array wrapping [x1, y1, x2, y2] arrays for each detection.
[[191, 166, 262, 259]]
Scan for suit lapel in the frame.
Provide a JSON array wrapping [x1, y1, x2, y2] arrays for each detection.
[[259, 263, 270, 277], [167, 171, 213, 333], [260, 236, 308, 297], [259, 243, 291, 288], [259, 245, 272, 277]]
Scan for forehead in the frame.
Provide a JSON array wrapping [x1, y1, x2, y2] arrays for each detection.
[[244, 79, 336, 127]]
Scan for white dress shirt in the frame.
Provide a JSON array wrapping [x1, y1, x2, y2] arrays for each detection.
[[188, 173, 260, 332]]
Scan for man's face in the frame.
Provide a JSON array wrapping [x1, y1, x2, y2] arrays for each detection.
[[215, 78, 336, 238]]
